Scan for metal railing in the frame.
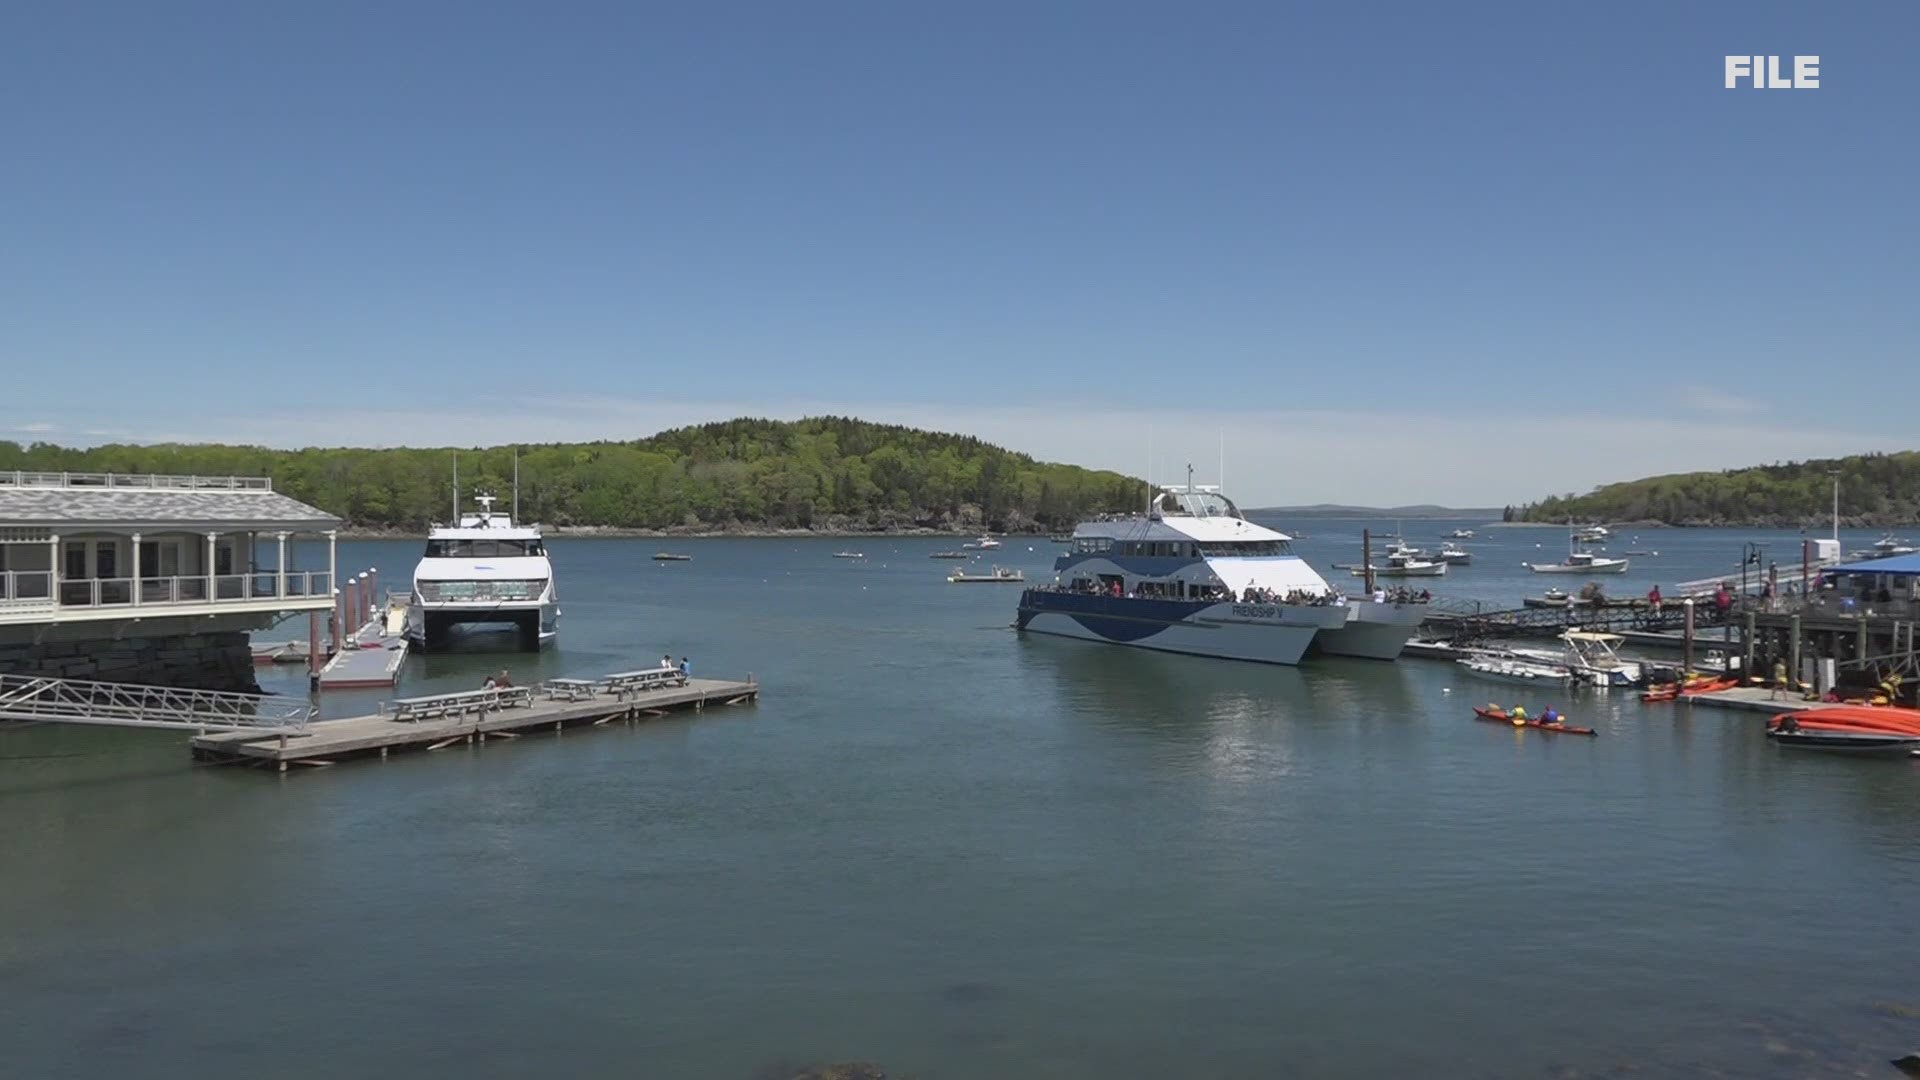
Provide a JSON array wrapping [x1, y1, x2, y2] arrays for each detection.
[[0, 471, 273, 491], [0, 673, 313, 731], [2, 570, 333, 611]]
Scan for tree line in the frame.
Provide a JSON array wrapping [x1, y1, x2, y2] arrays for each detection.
[[0, 417, 1148, 533], [1517, 451, 1920, 527]]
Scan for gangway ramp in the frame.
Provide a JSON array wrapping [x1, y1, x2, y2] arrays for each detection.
[[0, 673, 313, 733]]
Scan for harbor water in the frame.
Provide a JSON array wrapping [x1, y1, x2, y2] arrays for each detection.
[[3, 525, 1918, 1078]]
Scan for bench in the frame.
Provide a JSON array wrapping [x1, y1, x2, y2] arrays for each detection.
[[384, 686, 534, 722], [600, 668, 689, 698]]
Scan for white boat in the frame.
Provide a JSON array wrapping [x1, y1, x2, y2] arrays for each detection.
[[949, 565, 1024, 583], [1015, 482, 1420, 663], [1525, 551, 1630, 575], [1513, 631, 1643, 689], [1457, 652, 1571, 686], [833, 551, 865, 559], [1352, 551, 1448, 577], [963, 535, 1003, 550], [1435, 542, 1472, 565], [1446, 528, 1476, 539], [1848, 533, 1918, 560], [406, 493, 558, 651], [1575, 524, 1610, 543]]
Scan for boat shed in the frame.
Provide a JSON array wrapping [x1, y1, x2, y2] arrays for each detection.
[[0, 472, 340, 688]]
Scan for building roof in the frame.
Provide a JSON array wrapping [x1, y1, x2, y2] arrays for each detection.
[[0, 487, 339, 532], [1830, 553, 1920, 577]]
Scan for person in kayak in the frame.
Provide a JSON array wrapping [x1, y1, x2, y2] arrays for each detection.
[[1540, 706, 1560, 726], [1510, 704, 1529, 725]]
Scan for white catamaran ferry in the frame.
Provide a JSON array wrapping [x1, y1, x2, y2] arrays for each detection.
[[1016, 484, 1423, 664], [406, 493, 559, 651]]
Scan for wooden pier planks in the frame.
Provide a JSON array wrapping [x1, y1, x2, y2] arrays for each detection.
[[190, 677, 758, 769]]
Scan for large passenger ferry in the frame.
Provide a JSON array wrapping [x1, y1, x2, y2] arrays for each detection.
[[406, 494, 559, 651], [1015, 484, 1422, 663]]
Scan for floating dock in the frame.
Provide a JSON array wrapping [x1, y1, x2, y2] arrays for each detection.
[[317, 603, 409, 690], [190, 675, 758, 771]]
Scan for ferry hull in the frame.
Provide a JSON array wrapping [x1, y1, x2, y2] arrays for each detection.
[[1015, 593, 1338, 666], [406, 600, 558, 652], [1313, 603, 1426, 660]]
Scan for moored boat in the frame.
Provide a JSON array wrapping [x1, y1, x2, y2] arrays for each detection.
[[833, 551, 865, 559], [408, 493, 559, 651], [1435, 542, 1472, 565], [652, 552, 692, 561], [930, 550, 970, 559], [1447, 528, 1476, 539], [1456, 652, 1571, 686], [950, 566, 1024, 583], [1526, 550, 1630, 574]]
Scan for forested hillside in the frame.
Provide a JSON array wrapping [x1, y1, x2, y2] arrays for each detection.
[[1517, 451, 1920, 527], [0, 417, 1144, 533]]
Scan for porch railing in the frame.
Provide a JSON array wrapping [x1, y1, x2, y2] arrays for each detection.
[[0, 471, 273, 491], [1, 570, 333, 611]]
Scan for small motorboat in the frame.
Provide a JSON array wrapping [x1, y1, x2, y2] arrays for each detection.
[[1457, 653, 1570, 686], [930, 550, 970, 560], [962, 535, 1003, 550], [1472, 706, 1597, 736], [833, 551, 865, 559], [1447, 528, 1476, 539], [1352, 551, 1447, 577], [948, 566, 1024, 583], [1525, 551, 1630, 574], [1766, 723, 1920, 756], [652, 552, 692, 562], [1435, 542, 1472, 565]]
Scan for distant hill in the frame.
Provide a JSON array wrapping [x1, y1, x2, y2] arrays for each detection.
[[0, 417, 1144, 534], [1247, 504, 1503, 519], [1517, 450, 1920, 527]]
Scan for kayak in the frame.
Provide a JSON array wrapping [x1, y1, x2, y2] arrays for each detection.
[[1472, 706, 1598, 737]]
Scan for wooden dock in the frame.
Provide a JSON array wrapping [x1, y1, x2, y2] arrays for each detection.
[[190, 676, 758, 771]]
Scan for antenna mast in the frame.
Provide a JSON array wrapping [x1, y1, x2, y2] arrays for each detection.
[[452, 452, 460, 523], [512, 447, 520, 523]]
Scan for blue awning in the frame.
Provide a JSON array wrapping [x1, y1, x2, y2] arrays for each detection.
[[1828, 553, 1920, 577]]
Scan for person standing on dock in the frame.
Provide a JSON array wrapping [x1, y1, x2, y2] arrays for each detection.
[[678, 656, 690, 678], [1772, 658, 1789, 700], [1647, 585, 1662, 614]]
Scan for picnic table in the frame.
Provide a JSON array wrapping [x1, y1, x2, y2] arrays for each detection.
[[543, 677, 601, 702], [383, 686, 534, 722], [601, 668, 689, 697]]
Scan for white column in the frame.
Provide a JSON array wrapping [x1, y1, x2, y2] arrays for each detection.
[[206, 531, 218, 602], [327, 530, 338, 598], [276, 532, 289, 599], [48, 533, 60, 614], [131, 531, 142, 607]]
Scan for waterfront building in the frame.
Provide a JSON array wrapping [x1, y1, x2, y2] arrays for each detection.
[[0, 471, 339, 690]]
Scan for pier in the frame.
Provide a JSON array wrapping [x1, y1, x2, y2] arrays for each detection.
[[190, 674, 757, 770]]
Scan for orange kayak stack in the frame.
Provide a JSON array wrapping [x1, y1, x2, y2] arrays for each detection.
[[1769, 706, 1920, 738]]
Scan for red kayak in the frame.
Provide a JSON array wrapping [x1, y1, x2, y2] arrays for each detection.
[[1473, 706, 1598, 737]]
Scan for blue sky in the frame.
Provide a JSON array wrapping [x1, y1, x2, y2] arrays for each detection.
[[3, 1, 1913, 504]]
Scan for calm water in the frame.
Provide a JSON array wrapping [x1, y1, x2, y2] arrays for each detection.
[[4, 523, 1918, 1078]]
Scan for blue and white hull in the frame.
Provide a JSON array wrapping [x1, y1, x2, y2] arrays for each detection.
[[1016, 591, 1346, 665]]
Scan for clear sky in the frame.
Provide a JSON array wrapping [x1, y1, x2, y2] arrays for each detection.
[[3, 1, 1913, 505]]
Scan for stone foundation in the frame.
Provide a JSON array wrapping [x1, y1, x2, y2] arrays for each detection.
[[0, 631, 261, 692]]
